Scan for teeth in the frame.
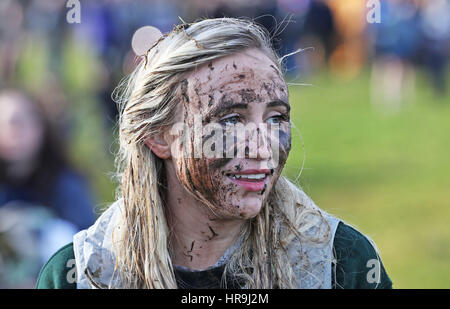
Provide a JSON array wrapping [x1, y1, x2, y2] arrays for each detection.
[[228, 173, 266, 180]]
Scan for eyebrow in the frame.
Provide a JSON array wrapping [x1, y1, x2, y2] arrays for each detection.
[[267, 99, 290, 112], [209, 102, 248, 117]]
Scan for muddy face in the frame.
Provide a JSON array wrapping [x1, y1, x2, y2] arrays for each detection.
[[171, 48, 291, 220]]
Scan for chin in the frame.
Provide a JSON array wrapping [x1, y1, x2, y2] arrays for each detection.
[[237, 197, 264, 219]]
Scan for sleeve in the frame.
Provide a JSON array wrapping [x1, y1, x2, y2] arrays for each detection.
[[36, 243, 77, 289], [332, 222, 393, 289]]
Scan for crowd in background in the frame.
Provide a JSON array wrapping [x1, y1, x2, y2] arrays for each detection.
[[0, 0, 448, 288], [1, 0, 449, 124]]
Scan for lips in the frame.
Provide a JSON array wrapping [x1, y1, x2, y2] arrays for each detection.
[[226, 169, 270, 192]]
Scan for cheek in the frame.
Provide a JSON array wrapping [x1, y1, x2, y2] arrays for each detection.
[[176, 156, 214, 201], [278, 127, 291, 161], [268, 124, 291, 178], [207, 164, 237, 207], [175, 153, 239, 214], [173, 122, 228, 205]]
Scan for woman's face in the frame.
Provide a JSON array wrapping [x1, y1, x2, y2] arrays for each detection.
[[0, 93, 45, 164], [170, 48, 291, 220]]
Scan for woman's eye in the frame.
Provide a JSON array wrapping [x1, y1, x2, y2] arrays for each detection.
[[267, 115, 288, 124], [220, 115, 240, 126]]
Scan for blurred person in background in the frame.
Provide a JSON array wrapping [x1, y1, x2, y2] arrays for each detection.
[[208, 0, 337, 76], [70, 0, 180, 132], [0, 89, 95, 287], [417, 0, 449, 96], [281, 0, 336, 75], [326, 0, 369, 79], [274, 0, 312, 75], [369, 0, 420, 112]]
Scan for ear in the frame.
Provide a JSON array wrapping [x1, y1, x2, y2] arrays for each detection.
[[144, 132, 171, 159]]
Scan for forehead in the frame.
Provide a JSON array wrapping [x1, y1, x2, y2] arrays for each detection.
[[184, 48, 288, 110], [192, 49, 282, 82]]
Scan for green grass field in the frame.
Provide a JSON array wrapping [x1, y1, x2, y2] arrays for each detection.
[[70, 67, 450, 288], [284, 70, 450, 288]]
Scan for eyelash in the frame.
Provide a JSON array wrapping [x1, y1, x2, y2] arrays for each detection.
[[219, 114, 241, 126], [219, 113, 289, 126], [267, 114, 289, 124]]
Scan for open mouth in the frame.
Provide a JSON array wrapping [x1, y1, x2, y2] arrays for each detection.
[[225, 170, 270, 192]]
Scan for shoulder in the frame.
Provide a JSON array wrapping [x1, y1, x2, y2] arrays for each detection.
[[36, 243, 77, 289], [277, 180, 393, 289], [333, 222, 393, 289], [334, 222, 378, 259]]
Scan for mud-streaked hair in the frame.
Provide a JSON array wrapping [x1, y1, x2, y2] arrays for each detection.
[[113, 17, 331, 288]]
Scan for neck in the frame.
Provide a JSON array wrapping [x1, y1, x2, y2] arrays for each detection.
[[165, 168, 244, 270]]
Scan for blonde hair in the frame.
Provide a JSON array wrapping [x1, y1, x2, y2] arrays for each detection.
[[113, 17, 330, 289]]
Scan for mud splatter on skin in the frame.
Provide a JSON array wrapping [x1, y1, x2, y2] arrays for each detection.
[[208, 94, 214, 107], [209, 157, 233, 170], [220, 64, 230, 73], [278, 130, 292, 155], [207, 224, 219, 240], [261, 80, 286, 100], [180, 79, 190, 103], [261, 184, 267, 195], [238, 89, 257, 104], [184, 252, 193, 262], [184, 240, 196, 261], [262, 82, 271, 94], [244, 146, 250, 158]]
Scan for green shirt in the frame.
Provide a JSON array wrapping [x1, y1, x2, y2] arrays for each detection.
[[36, 222, 393, 289]]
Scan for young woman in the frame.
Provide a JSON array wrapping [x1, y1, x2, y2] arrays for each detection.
[[0, 90, 95, 231], [37, 18, 392, 289], [0, 89, 95, 287]]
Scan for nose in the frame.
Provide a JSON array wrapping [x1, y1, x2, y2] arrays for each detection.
[[243, 124, 274, 162], [256, 125, 271, 160]]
